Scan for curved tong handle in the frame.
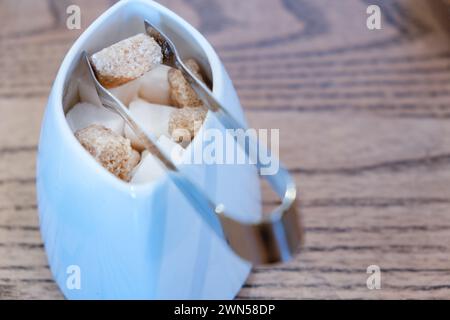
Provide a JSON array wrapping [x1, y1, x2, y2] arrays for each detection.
[[145, 20, 303, 264]]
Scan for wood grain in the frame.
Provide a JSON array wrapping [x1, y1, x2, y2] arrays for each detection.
[[1, 0, 450, 299]]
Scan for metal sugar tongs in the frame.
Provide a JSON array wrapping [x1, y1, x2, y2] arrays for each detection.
[[82, 20, 302, 265]]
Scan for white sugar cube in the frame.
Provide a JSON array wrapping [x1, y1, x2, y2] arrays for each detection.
[[130, 136, 185, 184], [157, 135, 185, 165], [66, 102, 124, 135], [130, 151, 166, 184], [124, 99, 175, 151], [108, 77, 141, 106], [138, 64, 172, 105]]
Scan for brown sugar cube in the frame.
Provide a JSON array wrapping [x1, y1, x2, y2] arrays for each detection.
[[168, 107, 208, 143], [168, 59, 205, 108], [90, 33, 162, 88], [185, 59, 205, 83], [75, 124, 141, 181]]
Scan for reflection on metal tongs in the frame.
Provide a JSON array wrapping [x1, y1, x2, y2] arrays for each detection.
[[81, 20, 303, 265]]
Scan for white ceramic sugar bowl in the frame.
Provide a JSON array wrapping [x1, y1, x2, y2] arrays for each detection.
[[36, 0, 261, 299]]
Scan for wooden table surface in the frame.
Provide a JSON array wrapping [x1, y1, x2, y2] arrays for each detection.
[[1, 0, 450, 299]]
